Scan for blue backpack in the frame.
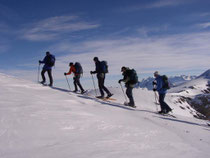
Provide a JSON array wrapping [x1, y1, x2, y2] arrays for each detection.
[[100, 61, 108, 73]]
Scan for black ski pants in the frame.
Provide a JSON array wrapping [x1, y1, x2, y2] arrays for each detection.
[[73, 75, 84, 92], [97, 73, 111, 96], [126, 86, 135, 105], [159, 93, 172, 112], [41, 69, 53, 85]]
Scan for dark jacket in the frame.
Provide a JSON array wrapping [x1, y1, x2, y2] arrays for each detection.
[[92, 61, 104, 74], [40, 54, 55, 70], [122, 69, 135, 88]]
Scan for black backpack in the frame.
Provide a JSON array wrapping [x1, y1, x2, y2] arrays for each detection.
[[162, 75, 170, 89], [75, 62, 83, 74], [47, 55, 55, 67], [128, 69, 138, 84], [100, 61, 108, 73]]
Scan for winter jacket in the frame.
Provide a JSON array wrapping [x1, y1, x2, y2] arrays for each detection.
[[155, 75, 167, 94], [92, 61, 104, 74], [66, 66, 80, 76], [40, 54, 55, 70]]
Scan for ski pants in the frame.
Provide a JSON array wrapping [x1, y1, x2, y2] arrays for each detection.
[[159, 93, 172, 112], [73, 75, 84, 92], [126, 86, 135, 105], [41, 69, 53, 85], [97, 73, 111, 96]]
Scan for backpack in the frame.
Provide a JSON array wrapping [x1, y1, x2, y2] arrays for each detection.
[[128, 69, 138, 84], [47, 55, 55, 67], [100, 61, 108, 73], [74, 62, 83, 74], [162, 75, 170, 89]]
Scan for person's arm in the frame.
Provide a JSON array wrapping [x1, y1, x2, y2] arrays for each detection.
[[66, 67, 74, 75], [90, 63, 99, 74], [39, 56, 47, 64], [119, 73, 129, 83]]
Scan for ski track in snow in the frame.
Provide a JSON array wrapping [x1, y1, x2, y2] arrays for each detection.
[[0, 73, 209, 158]]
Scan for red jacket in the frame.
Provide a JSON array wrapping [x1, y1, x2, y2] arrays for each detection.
[[66, 66, 79, 76]]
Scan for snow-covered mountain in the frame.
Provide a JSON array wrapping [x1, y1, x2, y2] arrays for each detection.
[[0, 73, 209, 158], [169, 69, 210, 119], [138, 75, 196, 90]]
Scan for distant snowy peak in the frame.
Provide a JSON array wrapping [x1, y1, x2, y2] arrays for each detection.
[[138, 75, 196, 90], [198, 69, 210, 79]]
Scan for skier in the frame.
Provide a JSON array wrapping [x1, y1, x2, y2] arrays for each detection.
[[90, 57, 113, 99], [39, 51, 55, 86], [118, 66, 137, 107], [64, 62, 85, 94], [153, 71, 172, 114]]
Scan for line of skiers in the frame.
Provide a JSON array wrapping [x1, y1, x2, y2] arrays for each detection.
[[39, 51, 172, 114]]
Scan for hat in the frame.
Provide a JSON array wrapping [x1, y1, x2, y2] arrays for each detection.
[[154, 71, 159, 76], [121, 66, 126, 72], [46, 51, 50, 55], [93, 57, 99, 61], [69, 62, 73, 66]]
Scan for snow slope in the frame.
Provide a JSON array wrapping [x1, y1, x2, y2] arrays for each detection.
[[0, 73, 209, 158]]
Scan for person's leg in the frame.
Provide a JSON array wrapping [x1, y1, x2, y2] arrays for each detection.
[[101, 80, 111, 96], [161, 94, 172, 112], [41, 69, 46, 83], [75, 75, 84, 92], [159, 93, 171, 113], [73, 77, 78, 92], [97, 75, 104, 97], [47, 69, 53, 86], [126, 86, 135, 106]]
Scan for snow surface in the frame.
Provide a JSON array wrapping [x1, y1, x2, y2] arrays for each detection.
[[0, 73, 209, 158]]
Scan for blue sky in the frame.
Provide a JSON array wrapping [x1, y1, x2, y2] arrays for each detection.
[[0, 0, 210, 88]]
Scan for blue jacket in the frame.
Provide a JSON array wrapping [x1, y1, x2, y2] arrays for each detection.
[[40, 54, 55, 70], [155, 75, 167, 94]]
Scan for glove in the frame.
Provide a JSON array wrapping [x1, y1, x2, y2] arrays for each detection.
[[153, 88, 157, 92], [39, 60, 41, 64], [118, 79, 123, 83], [152, 81, 157, 85], [64, 73, 67, 75], [90, 71, 93, 74]]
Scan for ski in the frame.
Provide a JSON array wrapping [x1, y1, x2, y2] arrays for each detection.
[[96, 97, 117, 101], [72, 90, 88, 95], [123, 102, 136, 108], [39, 82, 49, 86], [156, 112, 176, 118]]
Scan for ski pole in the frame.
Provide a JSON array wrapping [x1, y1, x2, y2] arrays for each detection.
[[91, 74, 97, 96], [37, 63, 41, 82], [65, 75, 71, 91], [154, 91, 159, 111], [119, 82, 128, 103]]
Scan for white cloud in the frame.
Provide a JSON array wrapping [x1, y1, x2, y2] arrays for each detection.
[[6, 30, 210, 88], [20, 15, 100, 41], [147, 0, 182, 8], [118, 0, 191, 12], [197, 22, 210, 29], [137, 25, 169, 37], [50, 31, 210, 80]]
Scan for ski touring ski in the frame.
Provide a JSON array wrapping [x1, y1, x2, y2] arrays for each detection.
[[123, 102, 136, 108], [156, 112, 176, 118]]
